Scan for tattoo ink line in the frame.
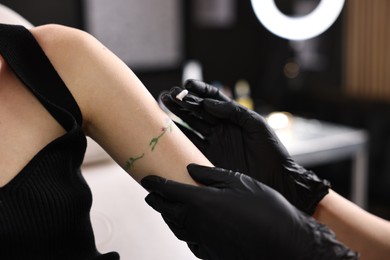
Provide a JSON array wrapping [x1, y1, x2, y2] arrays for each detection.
[[124, 153, 145, 171], [149, 119, 173, 151], [124, 118, 173, 171]]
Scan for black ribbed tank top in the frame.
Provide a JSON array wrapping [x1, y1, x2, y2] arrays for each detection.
[[0, 24, 119, 260]]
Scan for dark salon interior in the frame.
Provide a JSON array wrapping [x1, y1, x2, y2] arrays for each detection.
[[1, 0, 389, 258]]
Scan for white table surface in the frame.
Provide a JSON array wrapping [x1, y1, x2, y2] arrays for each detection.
[[274, 117, 368, 167]]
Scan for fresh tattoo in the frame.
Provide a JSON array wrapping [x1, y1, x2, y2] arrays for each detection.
[[149, 119, 173, 151], [124, 153, 145, 171], [124, 118, 173, 171]]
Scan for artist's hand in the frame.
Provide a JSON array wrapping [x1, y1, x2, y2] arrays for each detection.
[[142, 165, 357, 260], [160, 80, 330, 215]]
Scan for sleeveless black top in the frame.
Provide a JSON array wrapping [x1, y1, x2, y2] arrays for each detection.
[[0, 24, 119, 260]]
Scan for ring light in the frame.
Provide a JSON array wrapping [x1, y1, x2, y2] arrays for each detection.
[[250, 0, 345, 40]]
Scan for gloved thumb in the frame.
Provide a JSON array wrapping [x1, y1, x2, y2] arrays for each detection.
[[141, 175, 167, 192], [187, 164, 240, 189], [185, 79, 230, 101]]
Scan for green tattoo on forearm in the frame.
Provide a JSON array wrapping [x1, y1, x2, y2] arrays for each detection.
[[124, 153, 145, 171], [124, 119, 173, 171], [149, 119, 173, 151]]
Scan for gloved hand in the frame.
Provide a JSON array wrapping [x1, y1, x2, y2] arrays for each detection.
[[160, 79, 330, 215], [142, 164, 358, 260]]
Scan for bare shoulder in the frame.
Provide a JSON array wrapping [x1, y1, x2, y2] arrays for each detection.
[[28, 24, 117, 128], [30, 24, 93, 54], [29, 24, 104, 72], [28, 24, 142, 136]]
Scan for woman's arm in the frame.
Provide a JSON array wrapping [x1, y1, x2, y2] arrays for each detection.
[[313, 190, 390, 259], [31, 24, 212, 184]]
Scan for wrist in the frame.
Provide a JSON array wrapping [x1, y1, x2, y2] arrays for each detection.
[[287, 168, 331, 215], [312, 189, 332, 220], [299, 212, 359, 260]]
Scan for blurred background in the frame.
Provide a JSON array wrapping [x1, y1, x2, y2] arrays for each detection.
[[1, 0, 389, 218]]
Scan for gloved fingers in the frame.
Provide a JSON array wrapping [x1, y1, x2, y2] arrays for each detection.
[[180, 93, 222, 132], [203, 98, 265, 132], [175, 87, 223, 126], [144, 192, 200, 242], [163, 216, 199, 243], [141, 175, 203, 202], [145, 197, 201, 245], [160, 88, 188, 115], [162, 86, 206, 118], [144, 192, 186, 223], [161, 90, 214, 136], [184, 79, 231, 102], [187, 243, 211, 260], [237, 173, 272, 195], [187, 164, 242, 189]]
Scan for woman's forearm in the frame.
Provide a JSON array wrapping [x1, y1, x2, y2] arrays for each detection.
[[32, 24, 213, 185], [77, 35, 213, 184], [313, 190, 390, 259]]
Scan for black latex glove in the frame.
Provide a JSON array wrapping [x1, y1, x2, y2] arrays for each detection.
[[160, 79, 330, 215], [142, 164, 358, 260]]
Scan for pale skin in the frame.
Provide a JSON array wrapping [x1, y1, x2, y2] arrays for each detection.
[[313, 190, 390, 259], [0, 24, 212, 188]]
